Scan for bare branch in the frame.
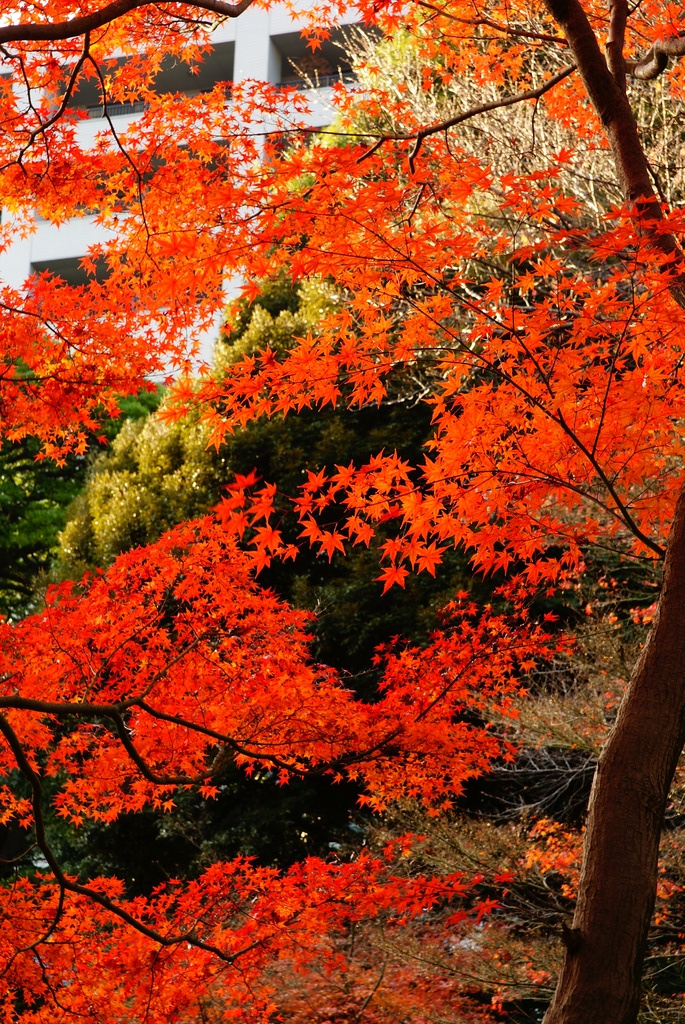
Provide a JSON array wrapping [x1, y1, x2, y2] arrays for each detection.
[[358, 64, 577, 170], [606, 0, 627, 91], [627, 33, 685, 80]]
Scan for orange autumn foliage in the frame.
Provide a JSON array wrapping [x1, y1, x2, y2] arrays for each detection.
[[1, 0, 685, 1019], [0, 515, 561, 1019]]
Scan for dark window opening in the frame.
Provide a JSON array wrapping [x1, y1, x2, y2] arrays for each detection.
[[272, 28, 356, 89], [31, 256, 110, 288], [63, 43, 235, 119]]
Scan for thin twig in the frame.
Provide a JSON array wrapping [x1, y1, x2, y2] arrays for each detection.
[[407, 63, 577, 172], [353, 957, 387, 1022], [415, 2, 568, 45]]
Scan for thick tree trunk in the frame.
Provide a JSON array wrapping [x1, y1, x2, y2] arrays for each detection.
[[543, 485, 685, 1023], [531, 2, 685, 1019]]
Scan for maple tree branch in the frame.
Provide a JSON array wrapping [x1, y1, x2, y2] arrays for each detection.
[[134, 697, 406, 776], [135, 633, 211, 701], [357, 64, 577, 170], [0, 0, 256, 44], [0, 690, 265, 786], [353, 956, 387, 1021], [0, 885, 66, 986], [605, 0, 627, 92], [0, 710, 260, 966], [85, 53, 160, 262], [33, 951, 79, 1018], [287, 182, 673, 558], [402, 183, 427, 226], [0, 690, 402, 784], [285, 189, 669, 556], [394, 294, 666, 555], [543, 0, 653, 202], [415, 1, 568, 45], [107, 708, 216, 785], [0, 695, 130, 716], [32, 33, 91, 134], [413, 658, 477, 723], [626, 32, 685, 80], [0, 48, 59, 176], [358, 137, 386, 162], [556, 410, 666, 558], [469, 464, 632, 525], [590, 302, 634, 460], [543, 0, 685, 306], [133, 698, 305, 769]]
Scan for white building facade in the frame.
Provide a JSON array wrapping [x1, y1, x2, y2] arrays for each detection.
[[0, 3, 358, 309]]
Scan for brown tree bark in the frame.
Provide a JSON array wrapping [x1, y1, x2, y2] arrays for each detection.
[[543, 0, 685, 279], [536, 1, 685, 1021], [543, 488, 685, 1024], [542, 0, 658, 201]]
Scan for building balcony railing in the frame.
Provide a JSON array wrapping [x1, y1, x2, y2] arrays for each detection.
[[277, 70, 357, 90], [87, 100, 146, 118], [86, 74, 354, 118], [83, 72, 353, 119], [85, 87, 232, 119]]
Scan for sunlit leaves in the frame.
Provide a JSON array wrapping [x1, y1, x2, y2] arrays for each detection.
[[2, 0, 685, 1016]]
